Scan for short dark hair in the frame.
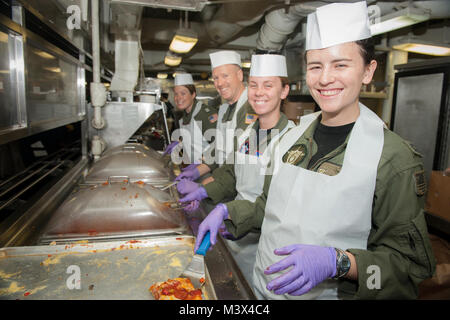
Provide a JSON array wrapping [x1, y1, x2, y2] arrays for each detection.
[[355, 38, 376, 65], [180, 84, 196, 95], [279, 76, 290, 108]]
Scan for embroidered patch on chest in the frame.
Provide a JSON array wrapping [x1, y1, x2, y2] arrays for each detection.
[[245, 113, 258, 124], [283, 144, 307, 165], [208, 113, 218, 123], [317, 162, 342, 176]]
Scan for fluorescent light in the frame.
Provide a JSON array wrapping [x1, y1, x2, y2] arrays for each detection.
[[393, 43, 450, 56], [241, 61, 251, 68], [169, 28, 198, 54], [157, 73, 168, 79], [164, 53, 182, 67], [370, 6, 430, 36]]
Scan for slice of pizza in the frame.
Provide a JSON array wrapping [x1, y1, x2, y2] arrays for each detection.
[[150, 277, 203, 300]]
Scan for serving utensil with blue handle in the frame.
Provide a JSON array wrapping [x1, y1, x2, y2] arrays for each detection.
[[181, 231, 211, 289]]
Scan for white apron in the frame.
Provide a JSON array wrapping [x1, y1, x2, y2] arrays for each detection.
[[253, 103, 385, 300], [177, 101, 211, 164], [214, 88, 248, 167], [225, 119, 294, 288]]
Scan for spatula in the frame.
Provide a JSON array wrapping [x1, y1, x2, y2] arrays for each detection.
[[181, 231, 211, 289]]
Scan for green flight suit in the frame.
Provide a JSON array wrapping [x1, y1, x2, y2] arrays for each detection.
[[223, 116, 436, 299], [180, 99, 219, 143], [204, 113, 291, 203], [205, 100, 257, 172]]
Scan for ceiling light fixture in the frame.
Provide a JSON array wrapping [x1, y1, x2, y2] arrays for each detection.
[[169, 28, 198, 54], [241, 60, 251, 69], [369, 6, 430, 36], [393, 42, 450, 56], [164, 52, 182, 67], [169, 10, 198, 54], [157, 72, 168, 79]]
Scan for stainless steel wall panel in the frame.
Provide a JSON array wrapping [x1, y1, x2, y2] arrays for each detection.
[[25, 41, 79, 124], [393, 73, 444, 179]]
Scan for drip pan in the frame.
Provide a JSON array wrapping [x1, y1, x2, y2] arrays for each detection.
[[0, 236, 217, 300]]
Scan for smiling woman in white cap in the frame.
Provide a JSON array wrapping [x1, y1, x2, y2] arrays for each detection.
[[163, 73, 219, 165], [178, 54, 295, 287], [189, 1, 435, 300]]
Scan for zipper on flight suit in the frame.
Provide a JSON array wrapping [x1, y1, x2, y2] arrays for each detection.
[[308, 141, 348, 172]]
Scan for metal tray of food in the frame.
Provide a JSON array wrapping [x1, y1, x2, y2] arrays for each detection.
[[0, 236, 216, 300]]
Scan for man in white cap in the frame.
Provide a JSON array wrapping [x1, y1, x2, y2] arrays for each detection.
[[174, 50, 257, 184], [186, 54, 294, 288], [164, 73, 219, 165], [191, 1, 435, 300]]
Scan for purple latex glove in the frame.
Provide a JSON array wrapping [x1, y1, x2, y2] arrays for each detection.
[[182, 163, 199, 171], [183, 200, 200, 213], [177, 179, 200, 195], [194, 204, 229, 252], [163, 141, 179, 155], [175, 167, 200, 181], [265, 244, 337, 296], [178, 186, 207, 203]]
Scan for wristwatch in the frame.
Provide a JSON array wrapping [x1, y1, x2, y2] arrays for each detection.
[[333, 248, 351, 279]]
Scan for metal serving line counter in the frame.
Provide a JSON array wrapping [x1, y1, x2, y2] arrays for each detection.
[[0, 145, 256, 300]]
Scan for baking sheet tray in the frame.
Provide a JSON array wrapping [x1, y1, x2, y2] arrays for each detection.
[[0, 236, 216, 300]]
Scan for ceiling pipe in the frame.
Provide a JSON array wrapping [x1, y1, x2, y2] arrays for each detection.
[[375, 1, 450, 19], [90, 0, 107, 160], [201, 0, 280, 45], [255, 0, 450, 52], [255, 1, 325, 51]]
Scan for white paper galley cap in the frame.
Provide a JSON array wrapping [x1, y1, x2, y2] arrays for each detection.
[[305, 1, 371, 51], [209, 50, 241, 70], [174, 73, 194, 86], [249, 54, 288, 77]]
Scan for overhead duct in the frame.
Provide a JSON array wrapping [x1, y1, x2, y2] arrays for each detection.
[[109, 4, 143, 97], [109, 39, 140, 94], [202, 0, 280, 45], [375, 1, 450, 20], [255, 2, 325, 51], [255, 0, 450, 52]]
